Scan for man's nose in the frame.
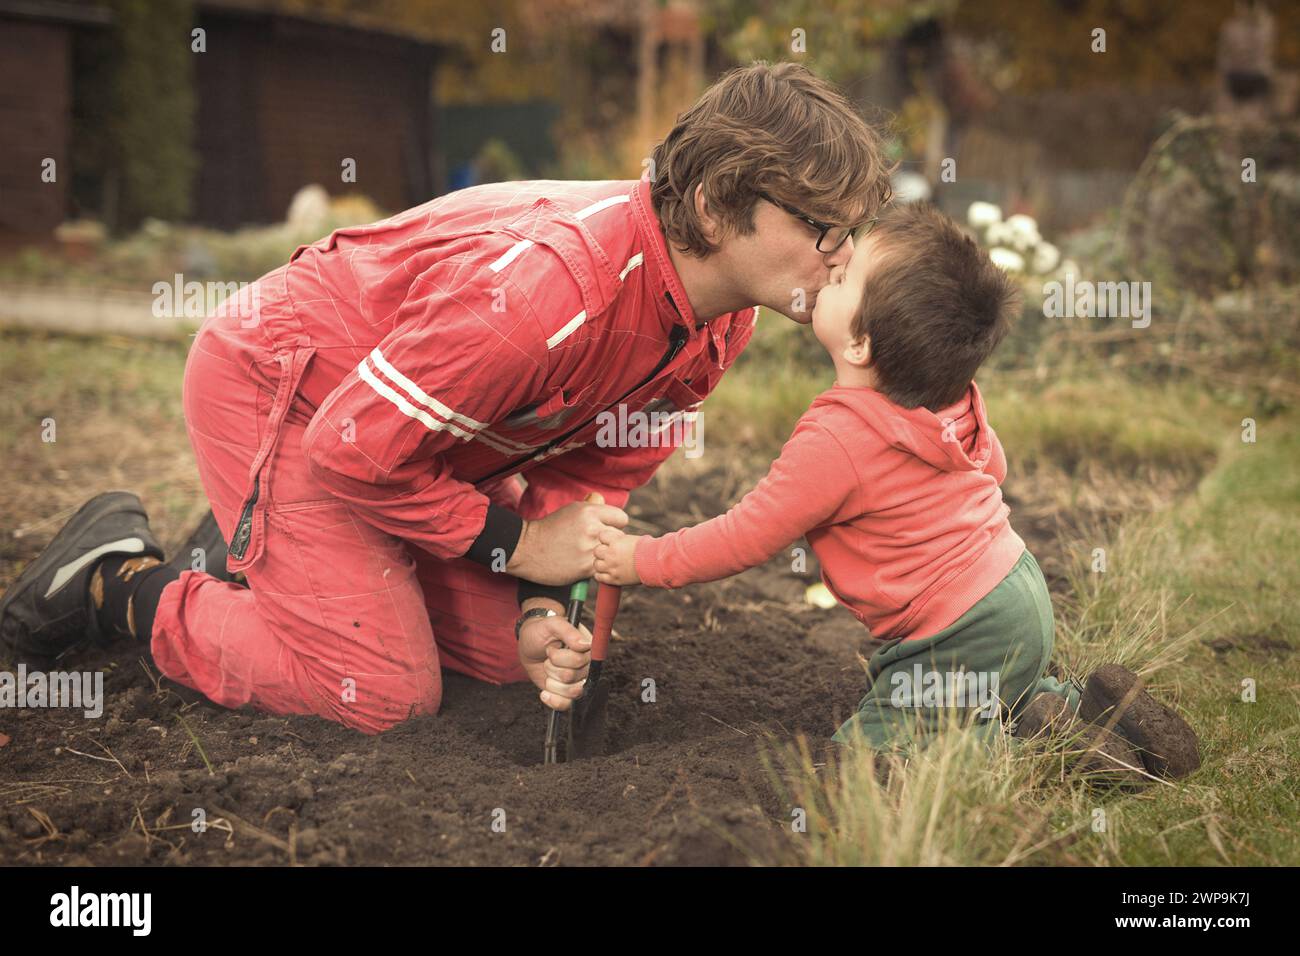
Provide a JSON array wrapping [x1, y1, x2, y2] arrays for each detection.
[[824, 233, 854, 269]]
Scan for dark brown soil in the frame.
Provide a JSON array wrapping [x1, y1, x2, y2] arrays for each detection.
[[0, 454, 1180, 866], [0, 463, 890, 867]]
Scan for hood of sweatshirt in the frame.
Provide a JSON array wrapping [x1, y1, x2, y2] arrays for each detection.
[[816, 380, 995, 474]]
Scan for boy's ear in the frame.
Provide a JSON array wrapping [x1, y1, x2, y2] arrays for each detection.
[[842, 335, 872, 368]]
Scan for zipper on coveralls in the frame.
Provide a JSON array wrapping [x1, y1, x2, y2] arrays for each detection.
[[228, 477, 260, 561]]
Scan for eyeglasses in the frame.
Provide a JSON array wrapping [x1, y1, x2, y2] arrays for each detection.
[[757, 191, 878, 253]]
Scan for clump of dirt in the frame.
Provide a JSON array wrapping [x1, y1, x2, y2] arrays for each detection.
[[1203, 631, 1294, 657]]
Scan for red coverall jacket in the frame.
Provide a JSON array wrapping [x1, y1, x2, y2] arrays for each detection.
[[239, 175, 756, 566], [157, 176, 757, 732]]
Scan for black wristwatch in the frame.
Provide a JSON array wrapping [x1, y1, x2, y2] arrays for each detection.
[[515, 606, 558, 641]]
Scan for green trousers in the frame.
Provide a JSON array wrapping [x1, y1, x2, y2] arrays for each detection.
[[831, 550, 1079, 752]]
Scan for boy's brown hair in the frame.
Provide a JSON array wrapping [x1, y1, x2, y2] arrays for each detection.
[[855, 203, 1019, 411], [650, 62, 892, 257]]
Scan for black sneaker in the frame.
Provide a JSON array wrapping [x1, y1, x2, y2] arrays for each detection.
[[169, 510, 242, 585], [1079, 664, 1201, 779], [0, 491, 164, 662]]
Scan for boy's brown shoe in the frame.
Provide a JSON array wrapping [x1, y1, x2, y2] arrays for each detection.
[[1014, 692, 1148, 786], [1012, 691, 1076, 741], [1079, 664, 1201, 779], [1071, 721, 1148, 783]]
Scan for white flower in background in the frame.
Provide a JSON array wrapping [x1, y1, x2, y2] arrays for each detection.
[[1031, 241, 1060, 274], [985, 220, 1016, 248], [966, 202, 1066, 275], [989, 247, 1026, 273], [804, 583, 838, 609], [1005, 214, 1041, 253], [891, 171, 933, 203], [286, 184, 331, 231], [967, 201, 1002, 230], [1059, 258, 1080, 278]]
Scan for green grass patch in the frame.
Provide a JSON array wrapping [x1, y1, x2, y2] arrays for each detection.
[[1054, 413, 1300, 865], [985, 375, 1223, 476], [0, 329, 189, 435], [0, 330, 199, 568]]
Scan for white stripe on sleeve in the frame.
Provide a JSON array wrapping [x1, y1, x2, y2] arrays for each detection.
[[368, 348, 489, 430], [545, 252, 643, 350], [619, 252, 644, 281], [359, 361, 525, 455], [358, 361, 475, 440], [489, 239, 533, 273], [546, 311, 587, 349]]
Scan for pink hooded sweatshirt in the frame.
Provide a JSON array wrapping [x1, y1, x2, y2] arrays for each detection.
[[634, 381, 1026, 641]]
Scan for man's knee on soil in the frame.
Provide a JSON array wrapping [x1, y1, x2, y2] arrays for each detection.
[[321, 668, 443, 735]]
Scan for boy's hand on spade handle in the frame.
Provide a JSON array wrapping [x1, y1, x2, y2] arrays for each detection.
[[594, 526, 642, 586]]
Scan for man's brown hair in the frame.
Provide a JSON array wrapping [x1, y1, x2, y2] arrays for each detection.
[[854, 203, 1019, 411], [650, 62, 892, 257]]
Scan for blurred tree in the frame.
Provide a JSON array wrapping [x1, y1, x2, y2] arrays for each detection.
[[74, 0, 197, 232], [705, 0, 956, 88], [951, 0, 1299, 93], [273, 0, 578, 103]]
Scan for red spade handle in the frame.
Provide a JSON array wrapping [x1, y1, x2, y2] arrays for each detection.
[[591, 583, 622, 663]]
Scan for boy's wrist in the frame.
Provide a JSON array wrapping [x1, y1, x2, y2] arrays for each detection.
[[630, 534, 656, 586]]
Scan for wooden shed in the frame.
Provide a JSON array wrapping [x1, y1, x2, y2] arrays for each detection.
[[193, 1, 452, 227], [0, 0, 109, 242]]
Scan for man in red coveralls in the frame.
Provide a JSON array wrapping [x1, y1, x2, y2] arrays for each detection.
[[1, 63, 891, 733]]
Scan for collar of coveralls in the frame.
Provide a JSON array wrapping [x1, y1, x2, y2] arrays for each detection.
[[630, 176, 735, 366]]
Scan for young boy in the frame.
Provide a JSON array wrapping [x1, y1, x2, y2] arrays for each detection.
[[593, 203, 1200, 777]]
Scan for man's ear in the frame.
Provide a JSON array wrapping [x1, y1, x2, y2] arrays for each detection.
[[842, 335, 872, 368], [694, 183, 721, 244]]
